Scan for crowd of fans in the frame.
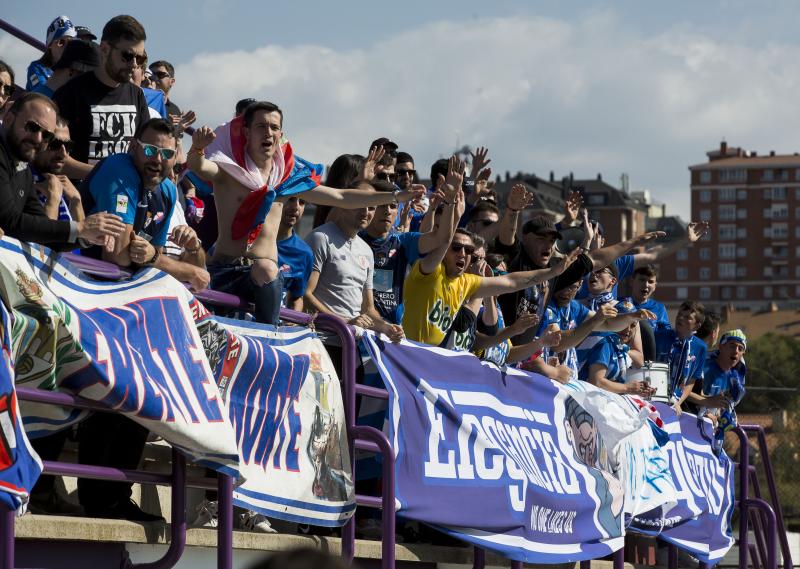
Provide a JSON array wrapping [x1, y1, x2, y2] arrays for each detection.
[[0, 14, 748, 536]]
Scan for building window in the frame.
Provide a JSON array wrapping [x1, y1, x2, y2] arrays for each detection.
[[699, 190, 711, 203], [699, 248, 711, 260], [773, 204, 788, 219], [587, 194, 606, 206], [677, 267, 688, 280], [796, 207, 800, 219], [700, 209, 712, 221], [699, 287, 711, 300], [796, 187, 800, 200], [676, 249, 688, 261], [737, 247, 747, 258], [718, 263, 736, 278], [718, 244, 736, 258], [772, 223, 789, 239], [737, 267, 747, 278], [779, 170, 789, 182], [795, 265, 800, 278], [776, 266, 789, 278], [764, 227, 772, 238], [737, 286, 747, 299], [763, 169, 774, 182], [721, 286, 732, 300], [719, 187, 736, 201], [763, 207, 772, 219], [764, 286, 773, 299], [772, 187, 788, 200], [796, 285, 800, 297], [737, 189, 747, 201], [719, 225, 736, 240], [720, 169, 746, 183], [780, 286, 789, 298], [701, 231, 713, 241], [737, 227, 747, 239], [718, 205, 736, 220], [677, 287, 688, 300], [764, 266, 773, 277], [700, 267, 711, 280], [796, 169, 800, 181], [737, 209, 747, 219], [774, 245, 788, 257], [763, 247, 773, 256], [699, 171, 711, 184]]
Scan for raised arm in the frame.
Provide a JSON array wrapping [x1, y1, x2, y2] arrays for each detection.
[[498, 184, 533, 246], [587, 230, 666, 270], [632, 221, 709, 268], [187, 126, 224, 182], [419, 157, 464, 274], [474, 248, 581, 298]]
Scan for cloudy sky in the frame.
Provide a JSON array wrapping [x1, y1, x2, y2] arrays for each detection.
[[3, 1, 800, 220]]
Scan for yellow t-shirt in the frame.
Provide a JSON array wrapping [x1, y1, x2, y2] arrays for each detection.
[[401, 261, 482, 345]]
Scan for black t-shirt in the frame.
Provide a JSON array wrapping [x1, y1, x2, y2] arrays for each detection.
[[0, 133, 71, 245], [439, 305, 479, 352], [495, 238, 593, 345], [53, 72, 149, 166], [165, 99, 181, 118]]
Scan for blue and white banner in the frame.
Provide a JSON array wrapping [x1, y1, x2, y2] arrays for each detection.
[[197, 312, 355, 526], [363, 333, 736, 564], [362, 334, 626, 563], [0, 239, 240, 479], [629, 404, 736, 564]]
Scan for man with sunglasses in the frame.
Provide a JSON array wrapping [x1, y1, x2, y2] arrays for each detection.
[[0, 93, 126, 248], [0, 60, 16, 116], [31, 116, 85, 223], [53, 15, 149, 180], [148, 61, 182, 123]]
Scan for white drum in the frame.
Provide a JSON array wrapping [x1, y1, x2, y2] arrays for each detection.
[[625, 362, 670, 403]]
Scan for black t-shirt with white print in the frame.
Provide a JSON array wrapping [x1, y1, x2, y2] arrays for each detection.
[[53, 71, 149, 166]]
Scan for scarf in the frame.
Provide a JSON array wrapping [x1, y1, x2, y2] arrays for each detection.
[[205, 116, 323, 241], [587, 291, 615, 312], [611, 336, 630, 381], [668, 336, 692, 399]]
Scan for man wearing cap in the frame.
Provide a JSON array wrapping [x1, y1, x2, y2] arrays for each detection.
[[75, 26, 97, 42], [53, 15, 149, 180], [30, 40, 100, 98], [26, 15, 77, 91], [695, 330, 747, 439], [495, 213, 664, 349]]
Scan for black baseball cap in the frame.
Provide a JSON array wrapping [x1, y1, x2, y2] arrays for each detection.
[[369, 137, 398, 153], [74, 26, 97, 41], [52, 39, 100, 72], [522, 215, 563, 239]]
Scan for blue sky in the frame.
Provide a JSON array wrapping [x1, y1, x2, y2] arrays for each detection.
[[4, 1, 800, 220]]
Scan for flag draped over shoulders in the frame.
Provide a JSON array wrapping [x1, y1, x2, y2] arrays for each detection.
[[205, 116, 323, 240]]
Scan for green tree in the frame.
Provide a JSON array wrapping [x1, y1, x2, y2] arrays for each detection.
[[737, 333, 800, 413]]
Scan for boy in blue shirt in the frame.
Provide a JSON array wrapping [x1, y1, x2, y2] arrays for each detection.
[[654, 301, 708, 415], [277, 196, 313, 310], [698, 330, 747, 441], [629, 265, 671, 330]]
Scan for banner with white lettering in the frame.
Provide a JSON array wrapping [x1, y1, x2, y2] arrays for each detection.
[[0, 239, 240, 476], [197, 314, 355, 526], [362, 334, 626, 563], [628, 404, 736, 564]]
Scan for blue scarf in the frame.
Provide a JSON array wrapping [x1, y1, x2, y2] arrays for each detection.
[[668, 336, 692, 398], [611, 337, 630, 381], [588, 291, 615, 312]]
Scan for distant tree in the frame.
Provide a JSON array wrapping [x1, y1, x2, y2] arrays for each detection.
[[737, 333, 800, 413]]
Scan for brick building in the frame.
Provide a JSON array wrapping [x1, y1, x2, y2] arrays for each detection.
[[657, 141, 800, 307]]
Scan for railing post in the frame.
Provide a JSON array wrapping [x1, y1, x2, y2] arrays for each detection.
[[668, 543, 678, 569], [1, 508, 13, 569], [612, 546, 625, 569], [472, 546, 485, 569], [217, 474, 233, 569], [735, 427, 750, 569]]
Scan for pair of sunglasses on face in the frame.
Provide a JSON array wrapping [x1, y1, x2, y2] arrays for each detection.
[[450, 243, 475, 256], [138, 140, 177, 160], [0, 84, 14, 97]]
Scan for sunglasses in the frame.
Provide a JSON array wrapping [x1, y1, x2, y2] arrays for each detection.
[[376, 172, 397, 182], [450, 243, 475, 256], [396, 168, 416, 177], [138, 141, 177, 160], [47, 138, 74, 153], [114, 46, 147, 66], [0, 84, 13, 97], [23, 120, 55, 144], [153, 70, 171, 80]]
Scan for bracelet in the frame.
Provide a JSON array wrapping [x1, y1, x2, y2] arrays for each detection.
[[188, 146, 205, 157], [143, 248, 161, 266]]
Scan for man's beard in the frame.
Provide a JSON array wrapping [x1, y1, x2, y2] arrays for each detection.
[[7, 125, 35, 163], [107, 60, 131, 84]]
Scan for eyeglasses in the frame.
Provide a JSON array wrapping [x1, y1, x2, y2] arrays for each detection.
[[450, 243, 475, 256], [396, 168, 416, 177], [138, 141, 177, 160], [23, 120, 55, 144], [153, 70, 171, 80], [114, 46, 147, 66], [0, 84, 13, 97], [376, 172, 397, 182], [47, 138, 74, 153]]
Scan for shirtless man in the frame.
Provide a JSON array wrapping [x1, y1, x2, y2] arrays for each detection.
[[188, 101, 422, 324]]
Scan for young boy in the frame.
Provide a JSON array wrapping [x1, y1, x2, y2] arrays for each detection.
[[654, 301, 708, 415], [629, 265, 671, 331], [698, 329, 747, 442]]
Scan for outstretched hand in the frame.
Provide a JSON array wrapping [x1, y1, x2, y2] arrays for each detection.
[[550, 247, 582, 276], [470, 146, 491, 176], [507, 183, 533, 212], [191, 126, 216, 150], [687, 221, 710, 242], [364, 145, 385, 180], [564, 191, 583, 224]]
